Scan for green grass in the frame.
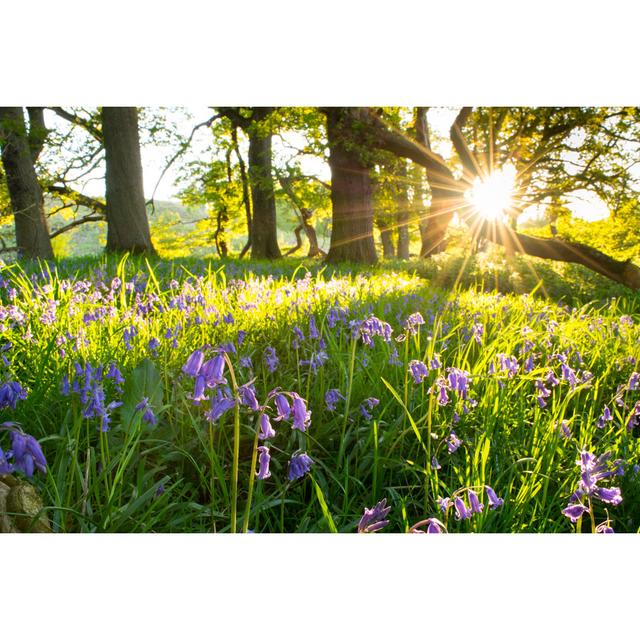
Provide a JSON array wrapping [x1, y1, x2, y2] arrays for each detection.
[[1, 251, 639, 533]]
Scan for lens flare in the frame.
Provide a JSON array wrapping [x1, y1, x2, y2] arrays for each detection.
[[466, 164, 516, 221]]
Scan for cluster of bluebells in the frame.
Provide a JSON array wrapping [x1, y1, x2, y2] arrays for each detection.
[[61, 362, 124, 431], [437, 485, 504, 523], [182, 348, 314, 483], [562, 449, 623, 530], [0, 422, 47, 477], [0, 380, 28, 410]]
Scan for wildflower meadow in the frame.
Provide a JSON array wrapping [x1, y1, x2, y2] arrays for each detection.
[[1, 255, 638, 533]]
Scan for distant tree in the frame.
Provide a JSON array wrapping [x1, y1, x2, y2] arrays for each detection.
[[0, 107, 54, 258], [101, 107, 154, 254], [217, 108, 281, 259]]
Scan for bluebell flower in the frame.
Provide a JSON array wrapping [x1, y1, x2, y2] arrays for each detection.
[[238, 383, 260, 411], [596, 406, 613, 429], [287, 452, 314, 481], [256, 446, 271, 480], [325, 389, 345, 412], [273, 394, 291, 421], [264, 346, 279, 372], [437, 497, 451, 513], [291, 393, 311, 432], [0, 381, 27, 410], [410, 517, 446, 533], [360, 397, 379, 420], [409, 360, 429, 384], [453, 497, 473, 520], [8, 429, 47, 477], [485, 485, 504, 510], [431, 456, 441, 470], [468, 489, 484, 514], [183, 349, 204, 376], [135, 397, 158, 426], [446, 431, 462, 454], [561, 503, 589, 523], [258, 413, 276, 440], [200, 355, 227, 387], [205, 390, 236, 423], [358, 498, 391, 533]]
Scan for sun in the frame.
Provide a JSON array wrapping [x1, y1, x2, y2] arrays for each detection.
[[465, 164, 517, 221]]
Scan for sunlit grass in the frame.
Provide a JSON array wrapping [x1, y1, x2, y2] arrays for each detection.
[[1, 253, 639, 532]]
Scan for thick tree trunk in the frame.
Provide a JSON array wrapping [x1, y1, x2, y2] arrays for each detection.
[[324, 108, 377, 264], [379, 224, 396, 258], [248, 111, 280, 260], [102, 107, 154, 254], [0, 107, 54, 259], [396, 161, 410, 259]]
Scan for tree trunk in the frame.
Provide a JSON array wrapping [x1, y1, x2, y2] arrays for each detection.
[[396, 161, 410, 259], [102, 107, 154, 254], [324, 108, 377, 264], [379, 224, 396, 258], [336, 107, 640, 291], [232, 126, 252, 259], [248, 110, 280, 260], [0, 107, 54, 259]]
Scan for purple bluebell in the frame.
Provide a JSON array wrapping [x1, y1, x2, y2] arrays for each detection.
[[200, 355, 227, 387], [409, 360, 429, 384], [291, 394, 311, 432], [287, 452, 314, 481], [411, 518, 446, 534], [273, 394, 291, 421], [191, 376, 208, 405], [8, 429, 47, 477], [325, 389, 345, 412], [204, 390, 236, 423], [256, 446, 271, 480], [431, 456, 441, 470], [453, 497, 473, 521], [596, 523, 615, 534], [358, 498, 391, 533], [596, 406, 613, 429], [264, 346, 279, 372], [0, 381, 27, 410], [485, 485, 504, 510], [447, 431, 462, 454], [437, 497, 451, 513], [562, 503, 589, 523], [135, 397, 158, 426], [468, 489, 484, 514], [238, 383, 260, 411], [435, 378, 449, 406], [182, 349, 204, 376], [258, 413, 276, 440], [360, 397, 379, 421], [447, 368, 470, 399]]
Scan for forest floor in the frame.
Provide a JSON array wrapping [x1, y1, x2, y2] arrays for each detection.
[[0, 251, 638, 532]]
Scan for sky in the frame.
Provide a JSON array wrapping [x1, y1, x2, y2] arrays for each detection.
[[72, 106, 611, 223]]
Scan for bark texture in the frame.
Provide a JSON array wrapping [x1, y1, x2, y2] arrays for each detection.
[[247, 110, 280, 259], [0, 107, 54, 259], [324, 108, 377, 264], [102, 107, 154, 254], [396, 161, 410, 259]]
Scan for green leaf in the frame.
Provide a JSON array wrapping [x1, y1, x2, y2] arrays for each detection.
[[311, 477, 338, 533], [120, 358, 163, 427]]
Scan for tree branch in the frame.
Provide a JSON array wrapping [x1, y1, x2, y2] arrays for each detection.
[[48, 107, 103, 142]]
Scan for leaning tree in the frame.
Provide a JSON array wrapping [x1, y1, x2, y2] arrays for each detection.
[[0, 107, 54, 259], [322, 107, 640, 290]]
